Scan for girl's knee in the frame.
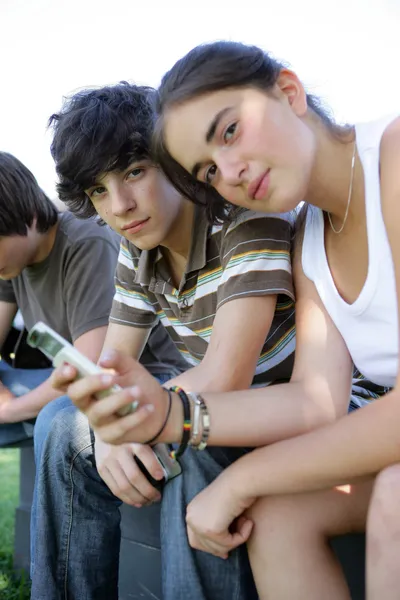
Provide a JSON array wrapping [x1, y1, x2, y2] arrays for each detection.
[[247, 494, 325, 537], [367, 465, 400, 580], [374, 463, 400, 494], [248, 486, 369, 543], [369, 463, 400, 525]]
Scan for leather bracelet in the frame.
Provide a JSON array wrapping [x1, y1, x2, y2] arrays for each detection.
[[168, 385, 191, 459], [143, 389, 172, 445]]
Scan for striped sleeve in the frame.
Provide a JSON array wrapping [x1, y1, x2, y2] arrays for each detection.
[[217, 211, 294, 309], [109, 239, 157, 329]]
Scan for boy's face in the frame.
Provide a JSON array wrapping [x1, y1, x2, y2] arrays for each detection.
[[85, 161, 185, 250], [0, 228, 39, 279]]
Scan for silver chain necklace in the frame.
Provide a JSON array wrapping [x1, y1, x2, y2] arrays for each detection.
[[327, 139, 357, 235]]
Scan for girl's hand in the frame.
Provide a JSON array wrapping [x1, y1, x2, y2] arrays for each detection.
[[51, 349, 176, 445], [186, 473, 255, 558]]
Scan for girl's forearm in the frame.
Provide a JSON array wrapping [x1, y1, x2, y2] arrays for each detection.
[[223, 389, 400, 500]]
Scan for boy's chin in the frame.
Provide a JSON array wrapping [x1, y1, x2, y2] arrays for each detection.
[[122, 233, 158, 252], [0, 271, 18, 280]]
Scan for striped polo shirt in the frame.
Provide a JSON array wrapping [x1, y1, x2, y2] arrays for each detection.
[[110, 206, 296, 386]]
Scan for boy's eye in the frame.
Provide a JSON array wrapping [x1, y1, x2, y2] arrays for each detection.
[[128, 167, 144, 178], [204, 164, 217, 184], [90, 186, 106, 198]]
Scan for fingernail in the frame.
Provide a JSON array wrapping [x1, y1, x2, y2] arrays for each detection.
[[101, 374, 113, 385], [133, 503, 142, 509], [143, 404, 155, 413], [61, 365, 73, 376], [131, 400, 140, 412], [128, 386, 140, 398], [100, 349, 116, 362]]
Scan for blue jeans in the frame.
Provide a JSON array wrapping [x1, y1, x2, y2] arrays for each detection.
[[161, 446, 257, 600], [0, 360, 53, 447], [31, 374, 257, 600]]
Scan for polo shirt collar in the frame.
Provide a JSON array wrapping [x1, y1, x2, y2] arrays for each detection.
[[185, 204, 209, 274], [134, 204, 210, 289]]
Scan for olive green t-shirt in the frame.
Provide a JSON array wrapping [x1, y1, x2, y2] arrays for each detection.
[[0, 212, 188, 376]]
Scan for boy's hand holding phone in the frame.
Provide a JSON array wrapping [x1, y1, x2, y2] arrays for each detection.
[[51, 349, 176, 446], [28, 322, 182, 484]]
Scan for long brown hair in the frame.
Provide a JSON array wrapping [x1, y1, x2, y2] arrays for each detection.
[[154, 41, 340, 223]]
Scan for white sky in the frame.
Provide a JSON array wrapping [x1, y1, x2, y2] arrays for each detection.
[[1, 0, 399, 198]]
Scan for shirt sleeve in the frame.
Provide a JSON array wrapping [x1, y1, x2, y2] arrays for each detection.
[[109, 238, 157, 329], [217, 211, 294, 309], [63, 236, 119, 341], [0, 279, 16, 304]]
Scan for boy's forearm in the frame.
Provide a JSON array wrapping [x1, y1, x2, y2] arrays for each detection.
[[225, 389, 400, 501], [161, 380, 339, 448], [6, 377, 62, 422]]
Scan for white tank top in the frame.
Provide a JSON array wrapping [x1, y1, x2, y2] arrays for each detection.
[[302, 115, 399, 388]]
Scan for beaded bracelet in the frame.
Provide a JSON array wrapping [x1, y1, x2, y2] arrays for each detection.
[[168, 385, 191, 459], [143, 389, 172, 446]]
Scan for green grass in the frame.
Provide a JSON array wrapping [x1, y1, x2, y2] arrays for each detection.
[[0, 449, 31, 600]]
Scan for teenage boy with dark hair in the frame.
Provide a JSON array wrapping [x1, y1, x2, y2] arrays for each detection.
[[0, 150, 188, 579], [0, 151, 117, 446], [0, 151, 183, 443], [31, 82, 296, 600]]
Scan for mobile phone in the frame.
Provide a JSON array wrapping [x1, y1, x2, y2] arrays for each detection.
[[27, 321, 182, 486]]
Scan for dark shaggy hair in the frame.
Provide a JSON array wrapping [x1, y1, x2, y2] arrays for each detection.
[[154, 40, 343, 223], [49, 82, 156, 219], [0, 152, 58, 236]]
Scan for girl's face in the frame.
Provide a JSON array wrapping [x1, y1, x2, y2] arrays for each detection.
[[164, 72, 316, 214]]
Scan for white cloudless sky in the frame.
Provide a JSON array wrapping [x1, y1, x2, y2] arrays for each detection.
[[0, 0, 399, 198]]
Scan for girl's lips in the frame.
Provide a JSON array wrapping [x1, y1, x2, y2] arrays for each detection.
[[248, 169, 270, 200]]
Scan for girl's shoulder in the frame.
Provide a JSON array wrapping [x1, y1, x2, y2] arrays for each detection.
[[381, 115, 400, 152], [380, 116, 400, 211], [356, 114, 400, 154]]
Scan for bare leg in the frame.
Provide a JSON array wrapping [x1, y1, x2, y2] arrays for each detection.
[[246, 480, 374, 600], [367, 463, 400, 600]]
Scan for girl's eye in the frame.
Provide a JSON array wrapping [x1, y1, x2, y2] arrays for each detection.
[[223, 123, 237, 143], [204, 164, 217, 184]]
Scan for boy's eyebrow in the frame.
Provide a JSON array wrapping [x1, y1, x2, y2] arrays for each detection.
[[191, 107, 232, 178], [87, 170, 109, 189], [85, 180, 103, 191], [85, 159, 152, 190]]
